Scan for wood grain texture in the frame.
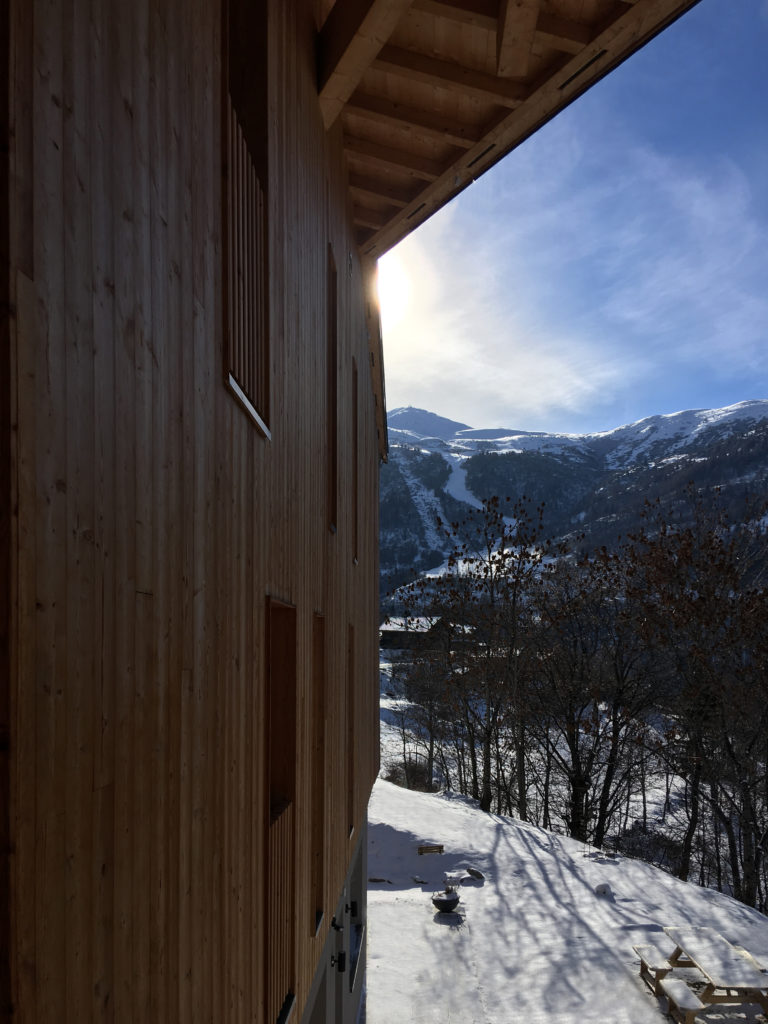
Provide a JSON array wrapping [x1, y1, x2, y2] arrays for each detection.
[[6, 1, 381, 1021], [0, 2, 11, 1015]]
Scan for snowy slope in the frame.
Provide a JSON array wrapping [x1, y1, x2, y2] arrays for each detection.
[[396, 456, 447, 552], [366, 780, 768, 1024], [388, 407, 471, 440], [443, 457, 483, 511], [599, 402, 768, 468]]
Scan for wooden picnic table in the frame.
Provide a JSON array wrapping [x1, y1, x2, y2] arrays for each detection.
[[663, 925, 768, 1013]]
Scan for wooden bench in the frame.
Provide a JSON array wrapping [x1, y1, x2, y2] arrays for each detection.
[[417, 844, 443, 856], [658, 977, 705, 1024], [633, 944, 672, 993]]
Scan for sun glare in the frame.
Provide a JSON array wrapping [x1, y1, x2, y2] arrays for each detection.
[[377, 251, 412, 331]]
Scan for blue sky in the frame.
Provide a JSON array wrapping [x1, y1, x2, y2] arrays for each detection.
[[377, 1, 768, 435]]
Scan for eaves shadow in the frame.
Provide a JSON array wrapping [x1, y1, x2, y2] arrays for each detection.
[[368, 820, 480, 893]]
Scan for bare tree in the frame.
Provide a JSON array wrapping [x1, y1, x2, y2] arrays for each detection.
[[398, 496, 556, 812], [629, 488, 768, 904]]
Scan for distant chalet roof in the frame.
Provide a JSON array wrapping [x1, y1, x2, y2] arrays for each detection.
[[381, 616, 434, 632], [316, 0, 702, 258], [380, 616, 475, 651]]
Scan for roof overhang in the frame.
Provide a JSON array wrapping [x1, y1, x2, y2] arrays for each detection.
[[316, 0, 702, 258]]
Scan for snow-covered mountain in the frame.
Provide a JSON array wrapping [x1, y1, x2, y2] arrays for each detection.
[[388, 401, 768, 463], [380, 402, 768, 595]]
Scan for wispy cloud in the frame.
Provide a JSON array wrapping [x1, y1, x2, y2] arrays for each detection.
[[380, 79, 768, 433]]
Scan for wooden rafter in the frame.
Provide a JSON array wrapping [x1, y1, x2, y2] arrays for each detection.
[[353, 203, 392, 230], [497, 0, 539, 77], [372, 44, 527, 106], [343, 135, 444, 181], [349, 173, 414, 207], [346, 92, 483, 148], [412, 0, 626, 55], [536, 12, 594, 54], [596, 1, 638, 31], [411, 0, 498, 32], [317, 0, 416, 129]]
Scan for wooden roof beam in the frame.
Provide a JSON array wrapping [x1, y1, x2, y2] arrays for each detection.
[[353, 204, 393, 230], [412, 0, 637, 53], [535, 12, 594, 54], [349, 173, 415, 207], [343, 134, 445, 181], [373, 44, 527, 106], [346, 92, 482, 148], [317, 0, 416, 129], [411, 0, 498, 32], [545, 2, 637, 57], [497, 0, 538, 78], [358, 0, 702, 258], [596, 2, 639, 32], [356, 225, 377, 247]]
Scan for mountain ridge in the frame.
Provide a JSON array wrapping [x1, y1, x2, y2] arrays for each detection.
[[380, 401, 768, 597], [388, 399, 768, 453]]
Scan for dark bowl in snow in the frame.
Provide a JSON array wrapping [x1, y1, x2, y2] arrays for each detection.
[[432, 890, 460, 913]]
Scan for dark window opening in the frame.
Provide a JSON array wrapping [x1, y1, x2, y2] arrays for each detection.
[[266, 597, 297, 1020], [352, 357, 359, 564], [310, 613, 327, 934], [267, 599, 297, 818], [327, 245, 338, 531], [223, 0, 270, 434], [347, 624, 355, 836]]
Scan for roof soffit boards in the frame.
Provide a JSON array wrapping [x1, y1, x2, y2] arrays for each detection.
[[316, 0, 702, 258]]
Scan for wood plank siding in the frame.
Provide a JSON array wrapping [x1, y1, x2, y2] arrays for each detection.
[[0, 2, 10, 1017], [4, 1, 380, 1021]]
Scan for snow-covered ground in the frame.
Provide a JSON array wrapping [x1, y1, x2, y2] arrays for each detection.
[[443, 454, 484, 511], [365, 780, 768, 1024], [396, 456, 448, 552]]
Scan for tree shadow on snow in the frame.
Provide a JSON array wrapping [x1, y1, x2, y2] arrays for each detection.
[[367, 820, 481, 893]]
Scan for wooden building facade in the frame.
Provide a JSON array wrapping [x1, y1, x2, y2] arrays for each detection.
[[3, 2, 382, 1021], [2, 1, 700, 1022]]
